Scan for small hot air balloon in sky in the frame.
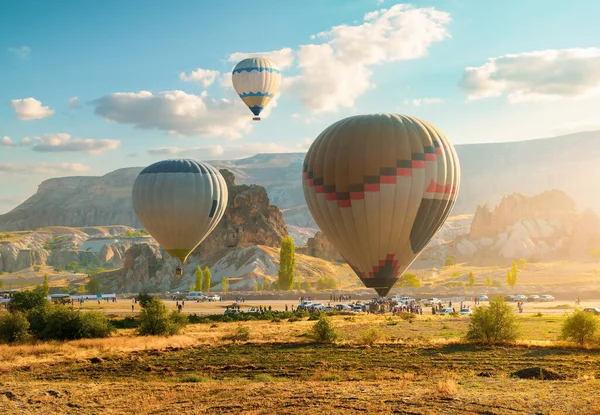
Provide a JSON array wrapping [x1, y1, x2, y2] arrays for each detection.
[[302, 114, 460, 297], [231, 57, 281, 121], [132, 159, 228, 275]]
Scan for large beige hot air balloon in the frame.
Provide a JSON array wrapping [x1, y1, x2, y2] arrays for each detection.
[[132, 159, 228, 273], [302, 114, 460, 297], [231, 57, 281, 121]]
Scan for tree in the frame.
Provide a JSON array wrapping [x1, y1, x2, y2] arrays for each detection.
[[202, 266, 211, 292], [7, 290, 48, 313], [137, 298, 186, 336], [507, 262, 518, 289], [466, 297, 519, 345], [277, 236, 296, 290], [517, 258, 527, 268], [222, 278, 229, 293], [0, 279, 3, 289], [560, 309, 599, 347], [397, 273, 421, 289], [444, 256, 456, 267], [468, 271, 475, 288], [194, 266, 203, 291], [86, 278, 101, 295], [253, 281, 259, 292]]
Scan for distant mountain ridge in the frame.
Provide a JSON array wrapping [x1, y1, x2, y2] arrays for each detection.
[[1, 130, 599, 232]]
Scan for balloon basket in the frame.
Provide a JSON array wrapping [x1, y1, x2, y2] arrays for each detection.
[[252, 117, 261, 121]]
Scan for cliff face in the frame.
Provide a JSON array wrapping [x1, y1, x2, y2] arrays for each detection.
[[453, 190, 600, 261]]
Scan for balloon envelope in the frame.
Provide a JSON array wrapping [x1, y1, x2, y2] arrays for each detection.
[[132, 159, 228, 264], [231, 57, 281, 118], [302, 114, 460, 296]]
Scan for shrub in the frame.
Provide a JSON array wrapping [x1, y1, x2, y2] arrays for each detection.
[[560, 309, 599, 347], [26, 303, 52, 338], [41, 306, 112, 340], [361, 327, 385, 346], [136, 293, 153, 308], [444, 256, 456, 267], [0, 312, 30, 343], [223, 325, 250, 342], [7, 290, 48, 313], [316, 276, 338, 290], [466, 297, 519, 345], [137, 298, 186, 336], [109, 316, 138, 329], [309, 314, 340, 343], [399, 312, 416, 322]]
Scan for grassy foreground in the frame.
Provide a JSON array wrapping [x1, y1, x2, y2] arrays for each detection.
[[1, 313, 599, 414]]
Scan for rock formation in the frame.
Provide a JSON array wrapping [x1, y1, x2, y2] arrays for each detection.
[[307, 232, 344, 262], [453, 191, 600, 260]]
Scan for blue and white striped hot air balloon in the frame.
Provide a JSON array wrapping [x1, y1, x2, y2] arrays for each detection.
[[232, 57, 281, 121]]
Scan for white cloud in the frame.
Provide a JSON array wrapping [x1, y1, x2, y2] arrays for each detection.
[[404, 97, 444, 106], [460, 48, 600, 103], [92, 90, 277, 139], [29, 133, 121, 155], [1, 133, 120, 154], [68, 96, 81, 108], [285, 4, 450, 112], [227, 47, 294, 70], [148, 142, 298, 160], [7, 46, 31, 59], [0, 162, 90, 175], [295, 137, 313, 151], [9, 98, 55, 120], [179, 68, 220, 87]]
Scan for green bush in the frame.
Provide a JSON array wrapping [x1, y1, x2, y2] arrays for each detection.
[[316, 276, 338, 290], [360, 327, 385, 346], [109, 316, 139, 329], [136, 293, 153, 308], [466, 298, 519, 345], [137, 298, 186, 336], [0, 312, 30, 343], [42, 306, 112, 340], [309, 314, 340, 343], [560, 309, 599, 347], [7, 290, 48, 313], [399, 312, 416, 322], [26, 303, 52, 338]]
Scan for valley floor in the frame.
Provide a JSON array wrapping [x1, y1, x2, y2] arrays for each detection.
[[1, 314, 600, 414]]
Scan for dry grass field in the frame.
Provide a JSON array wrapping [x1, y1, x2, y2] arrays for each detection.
[[1, 312, 600, 414]]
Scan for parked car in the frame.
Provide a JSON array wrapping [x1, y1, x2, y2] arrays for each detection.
[[393, 296, 414, 304], [422, 298, 441, 306], [352, 306, 364, 313], [441, 307, 454, 315], [335, 304, 352, 311], [310, 303, 325, 311], [583, 308, 600, 315], [247, 307, 259, 313], [322, 306, 335, 313], [459, 308, 473, 315], [527, 295, 541, 302], [206, 294, 221, 302], [540, 295, 555, 302], [477, 295, 489, 301], [504, 295, 517, 302], [224, 308, 240, 315], [186, 291, 205, 301], [514, 295, 528, 301]]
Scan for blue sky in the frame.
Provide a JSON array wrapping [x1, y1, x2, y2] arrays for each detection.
[[1, 0, 600, 212]]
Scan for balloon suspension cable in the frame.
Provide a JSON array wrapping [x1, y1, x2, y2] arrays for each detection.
[[252, 117, 261, 121]]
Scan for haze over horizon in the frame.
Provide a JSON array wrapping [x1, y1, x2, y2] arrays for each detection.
[[2, 0, 600, 213]]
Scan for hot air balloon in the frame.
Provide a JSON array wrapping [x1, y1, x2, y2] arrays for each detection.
[[231, 57, 281, 121], [302, 114, 460, 297], [132, 159, 228, 275]]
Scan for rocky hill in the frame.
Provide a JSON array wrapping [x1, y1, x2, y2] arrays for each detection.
[[1, 131, 599, 234], [451, 190, 600, 261], [0, 170, 287, 281]]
